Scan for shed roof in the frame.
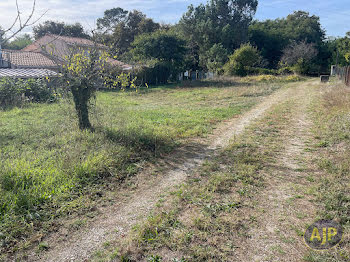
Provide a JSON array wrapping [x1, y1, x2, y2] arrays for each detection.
[[0, 68, 58, 78]]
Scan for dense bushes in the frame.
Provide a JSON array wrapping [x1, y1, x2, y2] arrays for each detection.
[[135, 63, 173, 85], [130, 31, 187, 85], [223, 44, 263, 76], [0, 78, 57, 109]]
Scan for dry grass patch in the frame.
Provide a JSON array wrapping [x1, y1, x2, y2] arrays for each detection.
[[305, 81, 350, 262]]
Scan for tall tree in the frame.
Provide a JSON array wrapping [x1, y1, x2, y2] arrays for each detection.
[[249, 11, 325, 68], [33, 21, 90, 39], [96, 8, 160, 56], [131, 30, 187, 82], [132, 30, 186, 63], [178, 0, 258, 70], [97, 7, 128, 33], [330, 32, 350, 66], [204, 44, 228, 73], [249, 19, 288, 68]]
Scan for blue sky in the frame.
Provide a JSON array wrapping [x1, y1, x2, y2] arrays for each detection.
[[1, 0, 349, 37]]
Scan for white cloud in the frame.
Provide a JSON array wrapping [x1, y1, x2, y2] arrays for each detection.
[[0, 0, 201, 36], [1, 0, 348, 38]]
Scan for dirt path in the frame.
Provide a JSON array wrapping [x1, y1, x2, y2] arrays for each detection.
[[235, 81, 320, 261], [17, 82, 303, 262]]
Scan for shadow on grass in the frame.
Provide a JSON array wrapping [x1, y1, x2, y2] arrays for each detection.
[[100, 127, 176, 156], [98, 126, 218, 173]]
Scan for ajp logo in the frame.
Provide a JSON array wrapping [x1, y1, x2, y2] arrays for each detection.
[[304, 220, 343, 250]]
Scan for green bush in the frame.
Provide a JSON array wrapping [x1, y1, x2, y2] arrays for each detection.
[[0, 78, 24, 108], [0, 78, 57, 109], [223, 43, 263, 76], [277, 66, 294, 75], [133, 62, 172, 85], [22, 78, 56, 102]]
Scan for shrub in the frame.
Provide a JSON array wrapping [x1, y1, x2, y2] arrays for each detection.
[[240, 74, 304, 83], [0, 78, 57, 109], [246, 67, 278, 75], [277, 67, 294, 75], [280, 41, 318, 75], [0, 78, 24, 108], [204, 44, 228, 74], [223, 43, 263, 76], [132, 62, 172, 85], [21, 78, 56, 102]]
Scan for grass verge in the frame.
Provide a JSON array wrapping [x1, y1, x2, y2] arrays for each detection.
[[304, 81, 350, 262]]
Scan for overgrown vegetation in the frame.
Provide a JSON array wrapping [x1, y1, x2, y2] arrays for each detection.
[[1, 0, 349, 260], [89, 93, 295, 262], [223, 43, 263, 76], [0, 79, 286, 253], [0, 78, 58, 109], [306, 81, 350, 261]]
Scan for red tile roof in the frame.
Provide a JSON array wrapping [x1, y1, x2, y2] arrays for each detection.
[[22, 34, 106, 52], [20, 34, 132, 70], [1, 50, 58, 68], [106, 58, 133, 70]]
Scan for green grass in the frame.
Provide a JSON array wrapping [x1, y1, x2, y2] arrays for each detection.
[[0, 80, 284, 252], [305, 82, 350, 262], [91, 99, 295, 262]]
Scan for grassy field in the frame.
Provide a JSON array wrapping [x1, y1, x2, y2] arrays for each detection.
[[304, 81, 350, 262], [0, 78, 293, 251], [89, 92, 295, 262], [81, 78, 350, 262]]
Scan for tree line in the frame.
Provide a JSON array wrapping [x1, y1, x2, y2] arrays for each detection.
[[2, 0, 350, 79]]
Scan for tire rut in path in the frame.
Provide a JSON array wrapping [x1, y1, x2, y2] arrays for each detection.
[[26, 84, 297, 262], [235, 82, 319, 262]]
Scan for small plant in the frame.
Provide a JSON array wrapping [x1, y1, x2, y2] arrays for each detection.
[[37, 241, 49, 251], [148, 255, 162, 262], [172, 258, 188, 262], [61, 47, 137, 130], [120, 254, 132, 262]]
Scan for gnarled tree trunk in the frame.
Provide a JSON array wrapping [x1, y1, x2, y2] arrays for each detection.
[[71, 85, 93, 130]]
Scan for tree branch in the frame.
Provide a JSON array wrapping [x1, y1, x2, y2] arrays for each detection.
[[1, 0, 47, 45]]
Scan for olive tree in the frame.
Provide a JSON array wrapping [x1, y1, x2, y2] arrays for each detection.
[[61, 46, 136, 130]]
